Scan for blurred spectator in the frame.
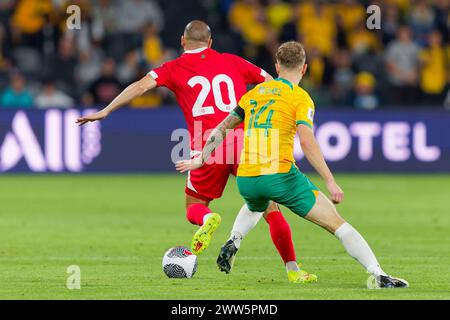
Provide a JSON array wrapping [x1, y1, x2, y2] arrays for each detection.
[[305, 47, 325, 88], [433, 0, 449, 42], [117, 0, 164, 33], [91, 0, 118, 42], [325, 49, 355, 106], [228, 0, 277, 73], [91, 0, 121, 58], [297, 1, 335, 57], [0, 1, 14, 25], [0, 71, 33, 109], [385, 26, 420, 105], [10, 0, 53, 49], [83, 58, 122, 106], [75, 48, 103, 92], [347, 21, 380, 56], [385, 0, 411, 14], [408, 0, 436, 47], [110, 0, 164, 59], [278, 8, 299, 43], [382, 4, 401, 45], [0, 0, 447, 109], [353, 72, 380, 110], [45, 37, 78, 96], [143, 23, 165, 67], [35, 78, 75, 109], [335, 0, 365, 32], [0, 23, 11, 70], [0, 21, 11, 62], [266, 0, 292, 34], [117, 49, 140, 85], [229, 0, 271, 47], [419, 30, 448, 105]]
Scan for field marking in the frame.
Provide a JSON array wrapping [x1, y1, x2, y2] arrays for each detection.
[[0, 256, 445, 262]]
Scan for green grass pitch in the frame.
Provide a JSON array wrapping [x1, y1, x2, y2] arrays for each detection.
[[0, 174, 449, 300]]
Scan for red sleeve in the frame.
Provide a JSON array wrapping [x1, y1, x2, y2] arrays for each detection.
[[223, 53, 267, 85], [148, 62, 174, 89]]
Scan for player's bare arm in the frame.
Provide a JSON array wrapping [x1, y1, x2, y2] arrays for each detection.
[[76, 75, 157, 126], [297, 124, 344, 204], [176, 112, 243, 173]]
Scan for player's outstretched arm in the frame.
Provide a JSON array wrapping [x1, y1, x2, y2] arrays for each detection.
[[76, 75, 157, 126], [297, 124, 344, 204], [176, 112, 243, 173]]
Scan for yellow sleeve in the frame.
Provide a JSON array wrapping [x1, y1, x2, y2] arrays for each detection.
[[237, 89, 254, 111], [295, 93, 315, 128]]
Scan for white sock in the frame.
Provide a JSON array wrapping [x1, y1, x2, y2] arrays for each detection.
[[285, 261, 300, 272], [228, 204, 263, 248], [202, 213, 213, 225], [335, 222, 387, 277], [229, 231, 243, 249]]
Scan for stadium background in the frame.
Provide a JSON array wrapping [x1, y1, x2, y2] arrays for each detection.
[[0, 0, 449, 109], [0, 0, 450, 300], [0, 0, 449, 173]]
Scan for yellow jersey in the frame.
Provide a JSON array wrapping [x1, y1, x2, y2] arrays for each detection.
[[420, 47, 447, 94], [235, 78, 315, 177]]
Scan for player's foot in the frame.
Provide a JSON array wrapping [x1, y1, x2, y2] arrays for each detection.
[[367, 274, 409, 289], [191, 213, 221, 255], [217, 240, 238, 274], [287, 268, 318, 284]]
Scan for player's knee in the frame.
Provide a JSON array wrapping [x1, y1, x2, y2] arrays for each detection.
[[324, 216, 347, 234], [185, 194, 209, 211], [263, 209, 281, 222], [264, 201, 280, 216]]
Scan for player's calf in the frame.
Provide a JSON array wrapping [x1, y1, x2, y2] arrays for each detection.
[[264, 209, 298, 271], [305, 193, 408, 288], [186, 200, 211, 226]]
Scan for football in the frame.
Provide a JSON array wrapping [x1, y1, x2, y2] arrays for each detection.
[[162, 246, 198, 278]]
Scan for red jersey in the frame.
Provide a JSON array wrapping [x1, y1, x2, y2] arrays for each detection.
[[148, 47, 267, 150]]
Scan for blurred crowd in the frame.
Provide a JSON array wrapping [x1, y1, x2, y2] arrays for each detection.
[[224, 0, 450, 109], [0, 0, 449, 110]]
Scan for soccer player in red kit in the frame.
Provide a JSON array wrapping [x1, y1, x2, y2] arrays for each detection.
[[77, 21, 309, 282]]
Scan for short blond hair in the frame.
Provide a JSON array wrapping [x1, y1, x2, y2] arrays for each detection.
[[275, 41, 306, 70]]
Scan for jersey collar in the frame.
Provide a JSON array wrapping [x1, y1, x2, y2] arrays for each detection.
[[184, 47, 208, 54], [275, 77, 294, 90]]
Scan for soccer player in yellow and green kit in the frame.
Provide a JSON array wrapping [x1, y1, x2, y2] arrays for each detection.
[[176, 41, 408, 289]]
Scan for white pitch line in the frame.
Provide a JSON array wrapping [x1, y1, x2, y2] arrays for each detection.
[[0, 256, 445, 262]]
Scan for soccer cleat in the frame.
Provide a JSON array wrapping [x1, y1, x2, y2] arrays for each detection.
[[217, 240, 238, 274], [191, 213, 221, 255], [367, 274, 409, 289], [287, 268, 318, 284]]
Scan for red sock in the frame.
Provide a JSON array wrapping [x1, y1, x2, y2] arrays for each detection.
[[265, 211, 296, 264], [186, 203, 212, 226]]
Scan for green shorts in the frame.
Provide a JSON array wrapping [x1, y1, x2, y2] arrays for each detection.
[[236, 165, 319, 217]]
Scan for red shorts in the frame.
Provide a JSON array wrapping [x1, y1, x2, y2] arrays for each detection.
[[185, 137, 242, 202]]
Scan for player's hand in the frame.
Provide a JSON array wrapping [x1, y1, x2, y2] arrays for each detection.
[[76, 110, 109, 126], [175, 158, 203, 173], [326, 180, 344, 204]]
